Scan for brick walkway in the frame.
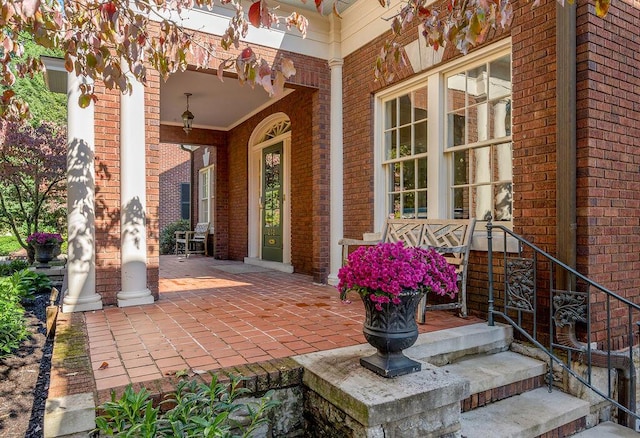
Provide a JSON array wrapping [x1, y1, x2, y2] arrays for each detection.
[[50, 255, 483, 404]]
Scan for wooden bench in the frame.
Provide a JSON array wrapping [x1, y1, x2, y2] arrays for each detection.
[[175, 222, 210, 257], [338, 218, 476, 320]]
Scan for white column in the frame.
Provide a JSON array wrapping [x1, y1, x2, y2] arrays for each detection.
[[327, 15, 344, 286], [62, 75, 102, 313], [117, 75, 153, 307]]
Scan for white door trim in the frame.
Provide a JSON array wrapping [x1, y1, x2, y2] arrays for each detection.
[[247, 114, 292, 271]]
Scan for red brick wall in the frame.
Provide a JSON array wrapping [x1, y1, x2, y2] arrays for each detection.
[[511, 0, 558, 252], [158, 144, 190, 233], [94, 72, 162, 305], [146, 69, 160, 298], [342, 13, 511, 318], [94, 82, 122, 305], [226, 87, 318, 276], [159, 125, 229, 257], [576, 0, 640, 343]]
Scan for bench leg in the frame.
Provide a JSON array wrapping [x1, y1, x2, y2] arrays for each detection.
[[417, 293, 427, 324]]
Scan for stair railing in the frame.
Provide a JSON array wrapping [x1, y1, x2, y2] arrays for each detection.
[[487, 221, 639, 429]]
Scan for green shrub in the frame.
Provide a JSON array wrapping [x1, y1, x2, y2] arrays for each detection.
[[0, 277, 28, 356], [0, 259, 30, 277], [160, 219, 190, 255], [9, 269, 52, 302], [0, 235, 22, 256], [95, 374, 278, 437]]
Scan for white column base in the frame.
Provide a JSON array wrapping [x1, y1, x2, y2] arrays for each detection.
[[327, 274, 339, 287], [62, 293, 103, 313], [117, 289, 154, 307]]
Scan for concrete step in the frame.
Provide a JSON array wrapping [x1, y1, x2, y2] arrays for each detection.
[[406, 322, 513, 366], [442, 351, 546, 410], [570, 421, 639, 437], [460, 387, 590, 438]]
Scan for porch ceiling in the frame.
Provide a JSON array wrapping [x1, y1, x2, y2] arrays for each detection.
[[160, 69, 284, 132], [277, 0, 358, 14]]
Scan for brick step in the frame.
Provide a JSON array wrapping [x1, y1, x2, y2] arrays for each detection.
[[460, 387, 590, 438], [441, 351, 546, 412]]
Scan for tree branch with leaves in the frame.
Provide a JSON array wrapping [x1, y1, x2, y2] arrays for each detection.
[[0, 0, 612, 120], [0, 121, 67, 259]]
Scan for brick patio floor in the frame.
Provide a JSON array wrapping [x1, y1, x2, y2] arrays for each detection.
[[50, 255, 484, 403]]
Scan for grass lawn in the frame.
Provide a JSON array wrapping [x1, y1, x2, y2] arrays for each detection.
[[0, 236, 23, 256]]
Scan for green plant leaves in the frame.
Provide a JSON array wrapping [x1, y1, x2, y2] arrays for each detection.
[[95, 373, 279, 437]]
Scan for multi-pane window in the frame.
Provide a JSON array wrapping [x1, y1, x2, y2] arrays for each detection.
[[377, 45, 512, 225], [382, 87, 429, 219], [447, 55, 512, 221], [198, 165, 215, 227]]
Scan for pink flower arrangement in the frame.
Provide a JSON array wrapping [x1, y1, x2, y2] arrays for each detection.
[[26, 232, 63, 246], [337, 241, 458, 311]]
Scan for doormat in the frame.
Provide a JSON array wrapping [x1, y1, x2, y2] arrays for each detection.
[[211, 264, 273, 274]]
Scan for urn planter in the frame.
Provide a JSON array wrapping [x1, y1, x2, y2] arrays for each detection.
[[34, 243, 58, 268], [360, 289, 424, 378]]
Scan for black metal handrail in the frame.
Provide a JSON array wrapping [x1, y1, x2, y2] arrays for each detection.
[[487, 221, 639, 428]]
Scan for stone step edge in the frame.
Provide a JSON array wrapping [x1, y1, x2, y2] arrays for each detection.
[[441, 350, 548, 411], [570, 421, 640, 437], [460, 387, 590, 438], [406, 322, 514, 366]]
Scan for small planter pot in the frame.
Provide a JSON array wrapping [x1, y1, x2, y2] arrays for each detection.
[[360, 289, 424, 378], [33, 243, 58, 268]]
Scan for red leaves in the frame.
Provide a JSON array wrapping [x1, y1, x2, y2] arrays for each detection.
[[100, 2, 117, 20], [248, 1, 261, 28]]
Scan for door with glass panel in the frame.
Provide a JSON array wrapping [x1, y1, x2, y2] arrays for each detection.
[[261, 143, 283, 262]]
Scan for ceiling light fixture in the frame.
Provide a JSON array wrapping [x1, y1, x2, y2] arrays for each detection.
[[182, 93, 194, 135]]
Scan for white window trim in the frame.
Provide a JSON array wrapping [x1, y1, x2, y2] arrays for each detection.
[[199, 164, 215, 229], [374, 39, 512, 235]]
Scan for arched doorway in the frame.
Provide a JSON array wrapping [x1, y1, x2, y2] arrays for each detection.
[[245, 113, 293, 272]]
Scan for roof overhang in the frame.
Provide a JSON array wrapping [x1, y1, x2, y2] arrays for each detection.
[[41, 56, 67, 94]]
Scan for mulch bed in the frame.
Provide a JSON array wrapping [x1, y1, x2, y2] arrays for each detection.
[[0, 293, 53, 437]]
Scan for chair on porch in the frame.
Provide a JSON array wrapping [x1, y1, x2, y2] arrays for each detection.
[[175, 222, 210, 257]]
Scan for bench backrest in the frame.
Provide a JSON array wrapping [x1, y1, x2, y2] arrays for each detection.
[[380, 218, 476, 273], [193, 222, 210, 240]]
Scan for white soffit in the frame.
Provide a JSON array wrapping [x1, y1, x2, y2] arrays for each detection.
[[41, 56, 67, 94], [159, 3, 332, 60]]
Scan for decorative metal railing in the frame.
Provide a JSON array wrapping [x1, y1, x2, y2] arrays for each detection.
[[487, 221, 639, 428]]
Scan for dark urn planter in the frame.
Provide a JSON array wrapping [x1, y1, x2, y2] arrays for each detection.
[[360, 289, 424, 378], [34, 243, 58, 268]]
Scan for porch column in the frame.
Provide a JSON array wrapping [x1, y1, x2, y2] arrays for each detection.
[[117, 75, 153, 307], [62, 74, 102, 313], [327, 15, 344, 286]]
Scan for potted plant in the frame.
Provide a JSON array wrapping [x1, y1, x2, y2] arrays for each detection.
[[337, 241, 458, 378], [26, 232, 63, 268]]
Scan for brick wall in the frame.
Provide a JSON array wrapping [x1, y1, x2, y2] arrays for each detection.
[[342, 11, 511, 318], [575, 0, 640, 343], [226, 87, 318, 277], [94, 70, 162, 305], [511, 0, 558, 252], [146, 68, 161, 298], [158, 144, 190, 233], [94, 82, 122, 305]]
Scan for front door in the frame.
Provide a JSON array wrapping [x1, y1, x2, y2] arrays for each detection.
[[261, 143, 283, 262]]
